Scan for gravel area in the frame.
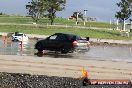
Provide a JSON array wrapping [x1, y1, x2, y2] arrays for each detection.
[[0, 72, 81, 88], [0, 72, 131, 88]]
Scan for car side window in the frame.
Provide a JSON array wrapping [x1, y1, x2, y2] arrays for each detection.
[[56, 34, 67, 41], [67, 35, 74, 41], [49, 35, 57, 40]]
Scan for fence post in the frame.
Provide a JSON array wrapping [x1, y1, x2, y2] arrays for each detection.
[[3, 33, 7, 47]]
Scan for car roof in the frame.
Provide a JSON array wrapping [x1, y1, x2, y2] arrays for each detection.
[[54, 33, 78, 36]]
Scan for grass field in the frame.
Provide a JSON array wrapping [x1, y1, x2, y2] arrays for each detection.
[[0, 15, 113, 28], [0, 25, 131, 40], [0, 15, 131, 40]]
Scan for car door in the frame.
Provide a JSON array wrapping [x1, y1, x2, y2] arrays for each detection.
[[55, 34, 67, 49], [46, 34, 58, 50]]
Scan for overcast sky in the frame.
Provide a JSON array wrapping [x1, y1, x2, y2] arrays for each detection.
[[0, 0, 120, 22]]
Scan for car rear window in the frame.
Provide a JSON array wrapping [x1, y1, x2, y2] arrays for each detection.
[[67, 35, 82, 41], [75, 36, 82, 40]]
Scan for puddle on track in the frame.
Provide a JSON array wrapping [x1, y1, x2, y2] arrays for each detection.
[[0, 37, 132, 62]]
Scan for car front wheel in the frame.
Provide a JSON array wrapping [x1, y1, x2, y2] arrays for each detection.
[[36, 43, 43, 52]]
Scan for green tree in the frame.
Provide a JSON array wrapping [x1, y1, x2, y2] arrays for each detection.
[[72, 12, 84, 21], [72, 12, 84, 25], [115, 0, 132, 30], [26, 0, 47, 23], [0, 12, 5, 15], [46, 0, 66, 25]]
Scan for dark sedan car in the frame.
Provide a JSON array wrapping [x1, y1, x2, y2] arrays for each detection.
[[35, 33, 90, 54]]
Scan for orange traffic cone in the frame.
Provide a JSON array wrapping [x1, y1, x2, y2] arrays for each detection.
[[81, 67, 89, 78]]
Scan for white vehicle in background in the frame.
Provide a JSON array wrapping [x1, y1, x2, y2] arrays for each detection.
[[12, 32, 28, 42]]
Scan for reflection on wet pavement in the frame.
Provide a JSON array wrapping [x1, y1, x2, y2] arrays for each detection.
[[0, 38, 36, 56], [0, 37, 132, 62]]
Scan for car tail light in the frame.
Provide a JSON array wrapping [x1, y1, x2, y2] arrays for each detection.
[[73, 41, 78, 47]]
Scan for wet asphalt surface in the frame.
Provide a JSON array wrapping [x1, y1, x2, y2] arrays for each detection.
[[0, 38, 132, 62]]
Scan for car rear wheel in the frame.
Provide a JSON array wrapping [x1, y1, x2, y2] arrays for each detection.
[[61, 48, 69, 54], [36, 51, 43, 57]]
